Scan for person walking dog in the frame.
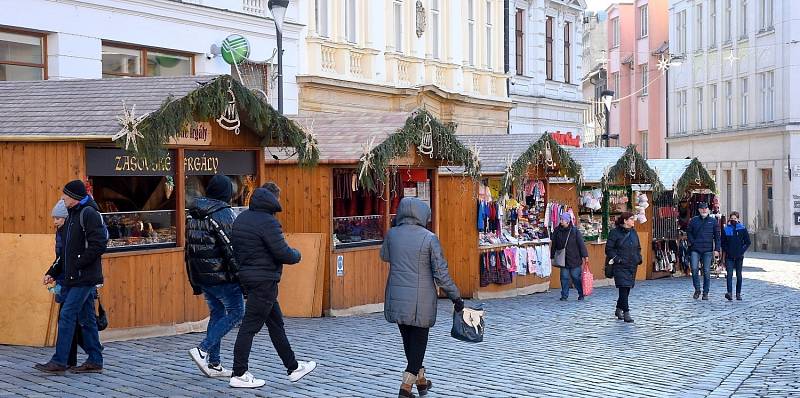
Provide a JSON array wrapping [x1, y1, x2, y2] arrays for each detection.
[[551, 213, 589, 301], [380, 197, 464, 398], [605, 212, 642, 323]]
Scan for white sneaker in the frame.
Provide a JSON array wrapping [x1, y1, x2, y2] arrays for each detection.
[[189, 347, 211, 377], [229, 371, 266, 388], [288, 360, 317, 382], [206, 363, 233, 378]]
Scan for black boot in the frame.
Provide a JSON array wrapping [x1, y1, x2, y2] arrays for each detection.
[[693, 290, 701, 300], [615, 308, 624, 320], [725, 293, 732, 301], [736, 294, 742, 301], [702, 293, 709, 301], [623, 311, 634, 323]]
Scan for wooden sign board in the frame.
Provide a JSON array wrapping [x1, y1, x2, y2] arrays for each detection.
[[0, 233, 58, 346], [277, 233, 325, 317], [169, 122, 212, 146]]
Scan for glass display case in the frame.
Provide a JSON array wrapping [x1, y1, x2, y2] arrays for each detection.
[[333, 215, 385, 248], [103, 210, 177, 251]]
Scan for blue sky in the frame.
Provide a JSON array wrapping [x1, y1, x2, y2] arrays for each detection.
[[585, 0, 615, 12]]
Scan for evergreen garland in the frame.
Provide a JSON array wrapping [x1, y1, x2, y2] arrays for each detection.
[[602, 144, 664, 193], [675, 157, 717, 195], [121, 75, 319, 166], [501, 133, 583, 196], [357, 108, 481, 191]]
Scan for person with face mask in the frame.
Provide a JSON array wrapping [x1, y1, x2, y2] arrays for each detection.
[[686, 203, 721, 300], [721, 211, 751, 301]]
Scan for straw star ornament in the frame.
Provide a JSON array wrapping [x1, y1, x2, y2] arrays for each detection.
[[113, 101, 148, 152]]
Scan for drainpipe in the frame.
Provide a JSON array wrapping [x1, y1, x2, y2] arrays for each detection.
[[665, 66, 670, 158], [504, 0, 510, 134]]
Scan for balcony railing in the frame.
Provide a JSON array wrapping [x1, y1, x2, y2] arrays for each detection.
[[242, 0, 267, 16], [321, 45, 336, 72], [350, 52, 364, 77]]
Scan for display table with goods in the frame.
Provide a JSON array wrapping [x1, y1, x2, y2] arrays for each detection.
[[439, 133, 582, 299], [647, 158, 717, 279], [0, 75, 319, 342]]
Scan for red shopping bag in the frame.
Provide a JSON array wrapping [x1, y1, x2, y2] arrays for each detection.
[[582, 264, 594, 296]]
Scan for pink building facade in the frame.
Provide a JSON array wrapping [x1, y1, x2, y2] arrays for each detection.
[[606, 0, 668, 158]]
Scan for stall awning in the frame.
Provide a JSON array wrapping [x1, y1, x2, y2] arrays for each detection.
[[566, 147, 627, 184], [648, 158, 716, 194], [448, 133, 544, 175], [646, 159, 693, 190]]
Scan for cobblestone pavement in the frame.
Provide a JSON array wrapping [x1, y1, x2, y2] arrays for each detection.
[[1, 253, 799, 398]]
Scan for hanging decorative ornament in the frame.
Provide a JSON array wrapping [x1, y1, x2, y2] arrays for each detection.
[[543, 141, 555, 168], [503, 154, 514, 187], [113, 100, 148, 152], [358, 136, 377, 184], [629, 154, 637, 179], [297, 118, 319, 161], [217, 81, 241, 135], [694, 163, 702, 186], [418, 114, 434, 158], [468, 142, 481, 175], [164, 176, 175, 199], [657, 54, 672, 74]]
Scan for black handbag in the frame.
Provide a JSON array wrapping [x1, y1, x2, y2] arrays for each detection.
[[451, 306, 485, 343], [96, 298, 109, 331]]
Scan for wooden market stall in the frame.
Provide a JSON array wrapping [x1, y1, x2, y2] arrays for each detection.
[[647, 158, 717, 279], [439, 133, 583, 299], [0, 75, 320, 346], [566, 145, 663, 285], [265, 109, 480, 316]]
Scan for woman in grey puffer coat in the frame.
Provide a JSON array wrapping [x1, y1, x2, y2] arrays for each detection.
[[380, 197, 463, 398]]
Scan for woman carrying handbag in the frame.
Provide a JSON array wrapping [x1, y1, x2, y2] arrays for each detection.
[[605, 212, 643, 323], [550, 213, 589, 301]]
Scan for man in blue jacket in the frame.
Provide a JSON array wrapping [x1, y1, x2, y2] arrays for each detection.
[[686, 202, 721, 300], [721, 211, 751, 301]]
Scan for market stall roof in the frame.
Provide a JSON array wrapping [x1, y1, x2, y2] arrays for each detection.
[[604, 144, 664, 192], [0, 75, 318, 165], [648, 158, 716, 194], [566, 146, 627, 183], [447, 133, 545, 175]]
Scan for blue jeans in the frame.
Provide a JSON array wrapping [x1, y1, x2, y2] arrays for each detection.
[[560, 266, 584, 298], [51, 286, 103, 367], [690, 251, 714, 294], [726, 257, 744, 295], [199, 283, 244, 366]]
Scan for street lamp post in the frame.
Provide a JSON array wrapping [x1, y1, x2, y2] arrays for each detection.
[[268, 0, 289, 114], [600, 90, 615, 147]]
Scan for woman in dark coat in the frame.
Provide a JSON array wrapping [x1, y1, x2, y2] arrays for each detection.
[[605, 212, 642, 323], [380, 197, 463, 398], [551, 213, 590, 301]]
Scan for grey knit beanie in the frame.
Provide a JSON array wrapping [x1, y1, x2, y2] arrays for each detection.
[[51, 199, 68, 218]]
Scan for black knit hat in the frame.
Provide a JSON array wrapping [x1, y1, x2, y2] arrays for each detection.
[[63, 180, 87, 201], [205, 175, 233, 202]]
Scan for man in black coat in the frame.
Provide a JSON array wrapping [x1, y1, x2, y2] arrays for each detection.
[[228, 183, 316, 389], [686, 202, 721, 300], [185, 175, 244, 378], [36, 180, 107, 374]]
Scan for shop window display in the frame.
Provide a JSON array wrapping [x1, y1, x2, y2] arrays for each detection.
[[332, 168, 386, 248]]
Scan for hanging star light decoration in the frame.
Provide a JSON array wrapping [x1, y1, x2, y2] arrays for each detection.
[[113, 100, 148, 152], [358, 136, 377, 182], [657, 54, 672, 73], [726, 49, 739, 66], [468, 141, 481, 171]]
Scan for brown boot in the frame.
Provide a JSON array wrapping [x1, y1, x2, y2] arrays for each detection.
[[416, 367, 432, 396], [71, 362, 103, 374], [398, 371, 416, 398]]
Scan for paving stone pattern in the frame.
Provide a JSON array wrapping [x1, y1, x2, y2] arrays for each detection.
[[1, 254, 799, 397]]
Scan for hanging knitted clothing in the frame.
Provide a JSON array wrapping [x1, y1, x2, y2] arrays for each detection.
[[516, 248, 528, 276]]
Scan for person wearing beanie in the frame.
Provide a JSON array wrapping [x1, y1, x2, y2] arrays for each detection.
[[37, 181, 107, 374], [687, 202, 722, 301], [551, 212, 589, 301], [186, 175, 244, 378]]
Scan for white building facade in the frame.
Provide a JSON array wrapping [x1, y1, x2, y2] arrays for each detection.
[[667, 0, 800, 253], [507, 0, 588, 138], [0, 0, 301, 113]]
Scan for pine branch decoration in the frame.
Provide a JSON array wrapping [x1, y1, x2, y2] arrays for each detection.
[[501, 133, 583, 196], [675, 157, 717, 195], [603, 144, 664, 193]]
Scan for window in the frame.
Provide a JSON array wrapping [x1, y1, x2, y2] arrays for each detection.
[[485, 0, 492, 69], [515, 9, 524, 75], [761, 70, 774, 122], [564, 22, 571, 83], [741, 169, 749, 225], [611, 17, 620, 47], [345, 0, 357, 43], [612, 72, 620, 99], [640, 131, 649, 159], [725, 80, 733, 126], [394, 0, 403, 52], [332, 169, 387, 248], [315, 0, 329, 37], [695, 4, 703, 50], [725, 170, 732, 214], [678, 90, 688, 133], [467, 0, 475, 66], [640, 64, 648, 95], [710, 84, 718, 129], [676, 11, 687, 53], [724, 0, 732, 42], [431, 0, 440, 59], [759, 0, 774, 30], [546, 16, 553, 80], [740, 0, 748, 39], [740, 77, 749, 125], [696, 87, 704, 131], [639, 5, 649, 37], [102, 44, 193, 78], [761, 169, 773, 229], [0, 30, 45, 81], [710, 0, 717, 46]]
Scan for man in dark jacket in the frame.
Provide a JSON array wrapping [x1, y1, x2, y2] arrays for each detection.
[[551, 213, 589, 301], [186, 175, 244, 378], [721, 211, 751, 301], [686, 202, 721, 300], [229, 183, 316, 389], [36, 180, 107, 374]]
